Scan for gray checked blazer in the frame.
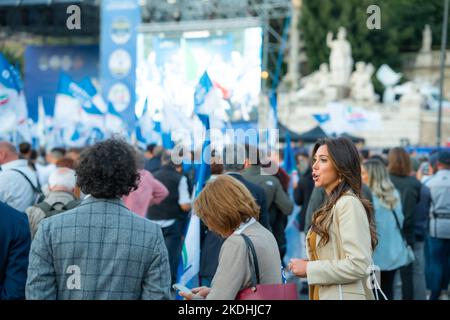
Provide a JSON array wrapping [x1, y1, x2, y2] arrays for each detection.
[[26, 196, 171, 300]]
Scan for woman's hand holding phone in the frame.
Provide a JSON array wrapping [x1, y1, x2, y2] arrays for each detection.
[[175, 284, 210, 300]]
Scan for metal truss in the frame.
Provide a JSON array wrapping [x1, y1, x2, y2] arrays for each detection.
[[141, 0, 291, 23], [0, 0, 293, 93]]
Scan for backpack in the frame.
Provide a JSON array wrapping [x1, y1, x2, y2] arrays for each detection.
[[10, 168, 45, 204], [34, 199, 81, 218]]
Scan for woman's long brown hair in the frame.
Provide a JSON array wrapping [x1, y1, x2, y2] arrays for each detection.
[[310, 137, 377, 250]]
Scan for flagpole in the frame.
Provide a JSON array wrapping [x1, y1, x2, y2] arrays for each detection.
[[437, 0, 449, 147]]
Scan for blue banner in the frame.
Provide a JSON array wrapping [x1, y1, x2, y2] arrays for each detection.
[[101, 0, 140, 133], [24, 45, 98, 121]]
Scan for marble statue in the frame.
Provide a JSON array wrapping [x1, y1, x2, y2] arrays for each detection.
[[327, 27, 353, 86], [416, 25, 433, 67], [421, 24, 432, 53], [350, 62, 377, 103], [295, 63, 330, 100], [399, 82, 425, 108], [376, 64, 402, 104]]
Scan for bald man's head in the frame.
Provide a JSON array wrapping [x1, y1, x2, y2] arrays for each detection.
[[0, 142, 18, 165]]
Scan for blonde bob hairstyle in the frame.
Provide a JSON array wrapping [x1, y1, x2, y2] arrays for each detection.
[[193, 175, 260, 237]]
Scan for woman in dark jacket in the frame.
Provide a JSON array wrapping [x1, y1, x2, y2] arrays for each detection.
[[387, 147, 422, 300]]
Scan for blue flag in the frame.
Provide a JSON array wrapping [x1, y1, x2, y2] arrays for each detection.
[[154, 119, 174, 149], [195, 114, 211, 195], [57, 73, 104, 115], [134, 114, 147, 147], [175, 82, 213, 293], [78, 77, 105, 115], [175, 114, 210, 294], [0, 54, 19, 92], [283, 131, 295, 174], [313, 113, 331, 124], [193, 71, 214, 115], [108, 102, 122, 118], [0, 54, 29, 138]]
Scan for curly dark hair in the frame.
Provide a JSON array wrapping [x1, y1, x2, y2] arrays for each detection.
[[76, 139, 140, 198]]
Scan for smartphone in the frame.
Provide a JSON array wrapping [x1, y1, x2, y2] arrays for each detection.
[[420, 162, 430, 175], [172, 283, 192, 295], [172, 284, 204, 300]]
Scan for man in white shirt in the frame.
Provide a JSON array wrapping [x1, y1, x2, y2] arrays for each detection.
[[35, 147, 65, 187], [0, 142, 40, 212]]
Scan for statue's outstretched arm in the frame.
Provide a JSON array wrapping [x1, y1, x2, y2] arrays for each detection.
[[326, 32, 333, 48]]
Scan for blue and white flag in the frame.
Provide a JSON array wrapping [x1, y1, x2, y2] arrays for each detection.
[[78, 77, 107, 116], [62, 123, 89, 148], [136, 98, 161, 146], [53, 73, 83, 128], [193, 71, 225, 131], [0, 54, 19, 91], [194, 71, 214, 115], [176, 110, 212, 292], [104, 102, 127, 137], [54, 73, 108, 141], [160, 128, 174, 150], [134, 122, 147, 148], [0, 54, 29, 136]]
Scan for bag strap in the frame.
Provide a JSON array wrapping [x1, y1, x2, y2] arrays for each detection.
[[35, 201, 52, 216], [35, 201, 68, 218], [391, 210, 407, 242], [10, 168, 42, 194], [241, 234, 260, 286], [64, 199, 80, 210]]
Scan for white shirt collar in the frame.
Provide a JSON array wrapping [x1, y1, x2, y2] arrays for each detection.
[[233, 218, 257, 235], [1, 159, 29, 171]]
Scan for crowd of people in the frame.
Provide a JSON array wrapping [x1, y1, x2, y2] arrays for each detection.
[[0, 137, 449, 300]]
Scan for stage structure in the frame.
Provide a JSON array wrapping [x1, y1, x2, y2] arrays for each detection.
[[137, 0, 293, 147], [139, 0, 292, 94]]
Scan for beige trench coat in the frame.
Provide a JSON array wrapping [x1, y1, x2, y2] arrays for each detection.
[[306, 192, 375, 300]]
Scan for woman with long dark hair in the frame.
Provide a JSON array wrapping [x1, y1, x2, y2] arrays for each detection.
[[289, 137, 377, 300]]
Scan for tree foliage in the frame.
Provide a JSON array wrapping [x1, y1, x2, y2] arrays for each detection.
[[300, 0, 450, 75]]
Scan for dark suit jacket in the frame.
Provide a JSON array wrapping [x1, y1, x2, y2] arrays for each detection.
[[294, 168, 315, 231], [144, 156, 161, 173], [390, 174, 421, 245], [228, 173, 270, 230], [199, 172, 270, 278], [0, 201, 31, 300]]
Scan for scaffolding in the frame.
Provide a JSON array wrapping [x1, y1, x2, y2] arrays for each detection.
[[0, 0, 295, 92]]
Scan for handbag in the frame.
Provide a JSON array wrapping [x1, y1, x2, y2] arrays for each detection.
[[391, 210, 415, 266], [235, 234, 298, 300]]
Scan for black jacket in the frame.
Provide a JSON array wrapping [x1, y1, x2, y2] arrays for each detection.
[[144, 156, 161, 173], [390, 174, 421, 245], [227, 173, 270, 230], [414, 184, 431, 241], [146, 165, 185, 221], [294, 168, 315, 231]]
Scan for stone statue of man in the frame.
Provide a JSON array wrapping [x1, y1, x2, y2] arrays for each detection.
[[327, 27, 354, 86], [421, 24, 432, 53]]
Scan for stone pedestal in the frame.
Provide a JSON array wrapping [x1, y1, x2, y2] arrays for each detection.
[[327, 85, 350, 101]]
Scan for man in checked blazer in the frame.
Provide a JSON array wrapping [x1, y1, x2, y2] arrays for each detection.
[[26, 139, 171, 300]]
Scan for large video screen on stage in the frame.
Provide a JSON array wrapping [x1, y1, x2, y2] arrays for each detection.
[[136, 27, 262, 123]]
